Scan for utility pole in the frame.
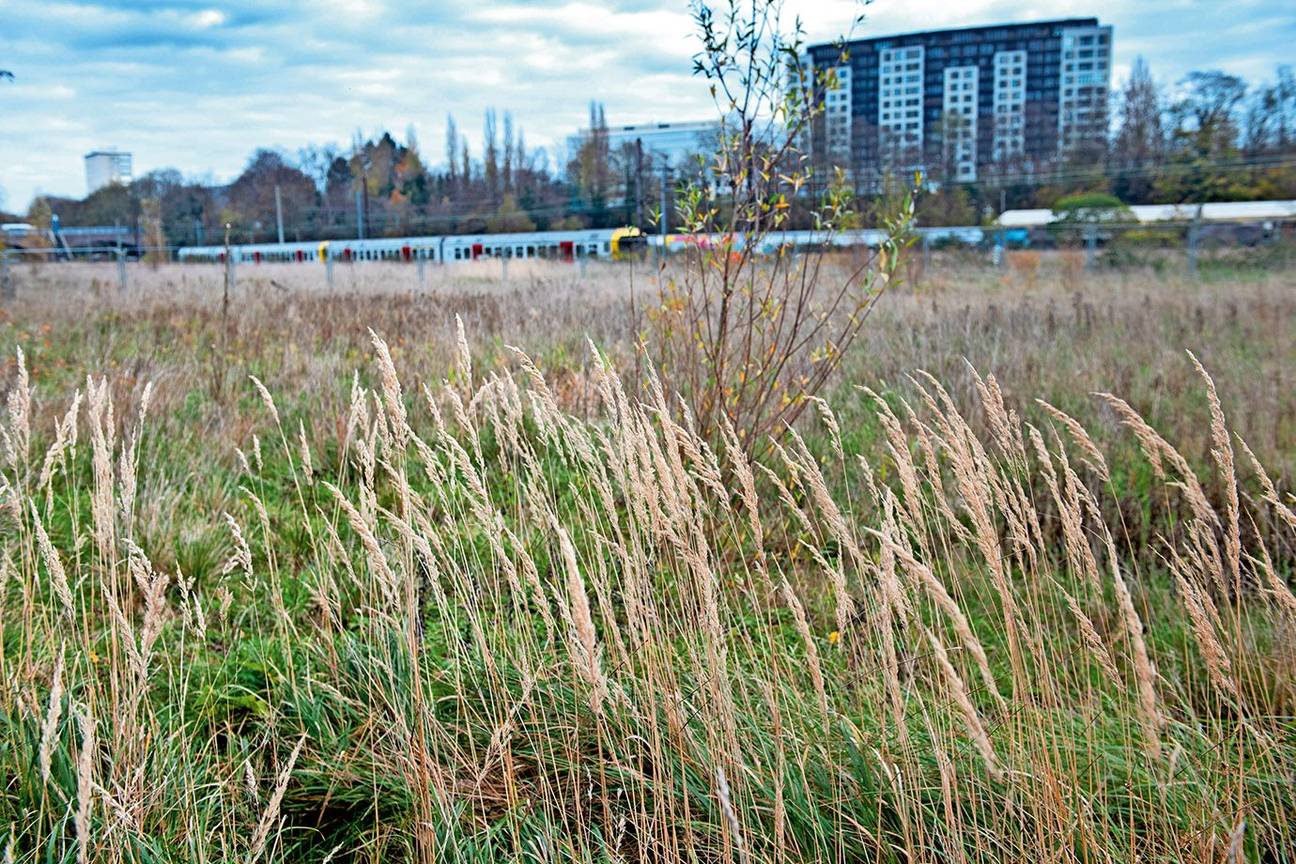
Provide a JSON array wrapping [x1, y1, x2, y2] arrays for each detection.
[[274, 184, 285, 245], [355, 187, 366, 240], [659, 156, 670, 247]]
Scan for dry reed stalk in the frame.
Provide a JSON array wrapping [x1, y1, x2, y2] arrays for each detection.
[[714, 764, 747, 862], [35, 390, 82, 495], [1029, 426, 1102, 598], [550, 515, 608, 712], [322, 481, 400, 608], [74, 706, 95, 864], [3, 347, 30, 473], [30, 502, 74, 618], [1173, 566, 1239, 700], [864, 387, 928, 537], [780, 579, 829, 717], [369, 330, 409, 453], [85, 377, 118, 565], [38, 646, 65, 785], [1100, 522, 1164, 756], [1189, 352, 1242, 592], [221, 512, 253, 579], [1059, 589, 1120, 684], [868, 523, 1006, 712], [1035, 399, 1109, 482], [924, 627, 1002, 780], [455, 313, 473, 392], [247, 734, 305, 863]]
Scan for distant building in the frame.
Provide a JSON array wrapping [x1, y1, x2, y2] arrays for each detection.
[[84, 149, 133, 195], [569, 120, 721, 168], [802, 19, 1113, 186]]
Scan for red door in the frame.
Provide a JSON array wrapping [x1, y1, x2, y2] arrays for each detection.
[[253, 251, 262, 264], [559, 241, 574, 262], [471, 243, 483, 260], [402, 245, 412, 262]]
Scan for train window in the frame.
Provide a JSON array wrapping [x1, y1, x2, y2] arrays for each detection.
[[603, 242, 610, 253], [527, 245, 535, 257]]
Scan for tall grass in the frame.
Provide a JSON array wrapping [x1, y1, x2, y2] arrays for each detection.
[[1, 317, 1293, 861]]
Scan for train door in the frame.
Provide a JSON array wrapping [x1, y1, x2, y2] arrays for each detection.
[[560, 240, 574, 262], [471, 243, 483, 260]]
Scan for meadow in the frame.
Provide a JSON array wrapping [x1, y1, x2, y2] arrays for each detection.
[[0, 252, 1293, 862]]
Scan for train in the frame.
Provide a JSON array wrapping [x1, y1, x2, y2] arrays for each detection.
[[176, 226, 649, 264], [171, 199, 1296, 265], [175, 224, 989, 265]]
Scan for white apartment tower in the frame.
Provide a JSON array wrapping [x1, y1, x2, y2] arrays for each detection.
[[84, 149, 133, 195]]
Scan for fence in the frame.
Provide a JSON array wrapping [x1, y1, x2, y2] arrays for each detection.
[[3, 220, 1292, 302]]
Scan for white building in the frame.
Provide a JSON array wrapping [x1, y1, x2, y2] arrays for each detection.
[[85, 149, 133, 195], [569, 120, 721, 168]]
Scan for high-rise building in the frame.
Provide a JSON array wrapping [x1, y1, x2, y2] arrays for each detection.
[[803, 19, 1113, 186], [84, 149, 133, 195]]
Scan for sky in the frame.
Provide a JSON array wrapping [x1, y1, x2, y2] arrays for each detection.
[[1, 0, 1293, 213]]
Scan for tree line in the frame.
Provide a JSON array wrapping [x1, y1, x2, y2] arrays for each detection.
[[15, 102, 710, 248], [909, 60, 1296, 226], [12, 60, 1296, 244]]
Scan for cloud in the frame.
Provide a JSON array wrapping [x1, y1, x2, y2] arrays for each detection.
[[1, 0, 1292, 211]]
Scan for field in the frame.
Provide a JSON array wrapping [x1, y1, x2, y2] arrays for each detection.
[[1, 253, 1294, 862]]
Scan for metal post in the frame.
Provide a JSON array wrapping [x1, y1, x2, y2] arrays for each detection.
[[117, 247, 127, 293], [223, 222, 233, 302], [355, 187, 366, 240], [1084, 223, 1097, 270], [1187, 205, 1202, 277], [659, 158, 669, 247], [1, 251, 13, 302], [274, 184, 285, 245], [326, 255, 334, 289], [417, 255, 426, 289], [501, 255, 509, 282]]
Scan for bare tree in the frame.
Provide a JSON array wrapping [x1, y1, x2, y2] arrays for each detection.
[[1111, 57, 1165, 201], [648, 0, 914, 454]]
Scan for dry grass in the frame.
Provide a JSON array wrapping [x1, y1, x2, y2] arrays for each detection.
[[0, 256, 1294, 861]]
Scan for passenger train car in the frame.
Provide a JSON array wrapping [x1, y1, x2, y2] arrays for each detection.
[[177, 227, 647, 264], [175, 200, 1295, 265]]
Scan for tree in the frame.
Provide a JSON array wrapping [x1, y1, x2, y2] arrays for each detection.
[[1172, 70, 1247, 155], [1111, 58, 1165, 202], [445, 114, 459, 188], [225, 149, 318, 242], [484, 109, 500, 199], [647, 0, 913, 454], [1158, 71, 1248, 202], [485, 194, 536, 233]]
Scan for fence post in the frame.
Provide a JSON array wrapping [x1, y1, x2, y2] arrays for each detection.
[[1186, 212, 1201, 278], [0, 251, 13, 302], [417, 256, 426, 289], [501, 255, 509, 282], [326, 255, 334, 290], [1084, 223, 1097, 270], [117, 247, 128, 293]]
